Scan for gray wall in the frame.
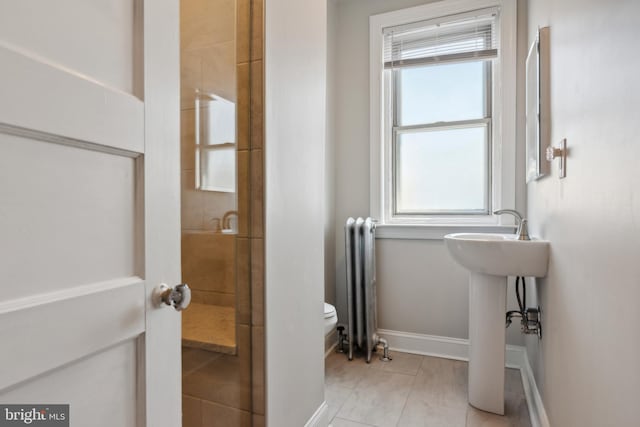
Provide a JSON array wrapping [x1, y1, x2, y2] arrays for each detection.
[[526, 0, 640, 425], [264, 0, 327, 424], [325, 0, 338, 308], [329, 0, 528, 345]]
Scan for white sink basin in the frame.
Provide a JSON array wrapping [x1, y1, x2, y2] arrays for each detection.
[[444, 233, 549, 277], [443, 232, 550, 415]]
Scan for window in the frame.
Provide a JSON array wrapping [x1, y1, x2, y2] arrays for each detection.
[[370, 0, 517, 237]]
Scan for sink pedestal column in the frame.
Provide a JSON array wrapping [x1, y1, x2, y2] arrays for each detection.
[[468, 272, 506, 415]]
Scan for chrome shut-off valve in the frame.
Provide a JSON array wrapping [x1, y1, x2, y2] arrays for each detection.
[[523, 307, 542, 338]]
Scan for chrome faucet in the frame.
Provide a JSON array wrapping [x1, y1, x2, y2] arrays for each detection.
[[493, 209, 530, 241], [222, 210, 238, 230]]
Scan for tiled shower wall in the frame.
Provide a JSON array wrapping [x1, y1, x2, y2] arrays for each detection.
[[180, 0, 238, 305], [181, 0, 265, 425]]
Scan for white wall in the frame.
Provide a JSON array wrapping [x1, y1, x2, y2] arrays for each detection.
[[325, 0, 338, 307], [330, 0, 528, 345], [264, 0, 327, 425], [526, 0, 640, 425]]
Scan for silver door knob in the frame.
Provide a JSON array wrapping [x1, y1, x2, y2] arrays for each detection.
[[158, 283, 191, 311]]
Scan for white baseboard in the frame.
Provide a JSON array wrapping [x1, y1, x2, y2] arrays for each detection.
[[377, 329, 549, 427], [519, 350, 551, 427], [377, 328, 469, 361], [325, 328, 338, 358], [325, 340, 337, 359], [304, 401, 329, 427]]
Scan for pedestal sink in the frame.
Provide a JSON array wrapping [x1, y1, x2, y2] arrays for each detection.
[[444, 233, 549, 415]]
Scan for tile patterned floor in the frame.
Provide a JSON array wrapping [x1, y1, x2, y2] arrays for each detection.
[[326, 350, 531, 427]]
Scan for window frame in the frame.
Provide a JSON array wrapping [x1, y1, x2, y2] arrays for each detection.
[[370, 0, 518, 239]]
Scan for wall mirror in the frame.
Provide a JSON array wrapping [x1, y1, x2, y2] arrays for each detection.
[[195, 91, 237, 192], [526, 26, 550, 183]]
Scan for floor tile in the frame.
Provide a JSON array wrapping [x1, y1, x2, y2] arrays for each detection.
[[325, 382, 354, 421], [336, 371, 414, 427], [397, 357, 468, 427], [326, 351, 531, 427], [201, 400, 251, 427], [466, 407, 511, 427], [368, 351, 423, 376], [331, 418, 376, 427], [325, 352, 372, 389]]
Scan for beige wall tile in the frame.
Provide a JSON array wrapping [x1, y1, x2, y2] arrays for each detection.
[[180, 0, 264, 419], [181, 170, 205, 230], [250, 0, 263, 61], [202, 401, 251, 427], [183, 395, 203, 427], [200, 41, 237, 103], [250, 149, 263, 237], [236, 0, 251, 64], [236, 237, 251, 325], [202, 192, 236, 231], [183, 348, 221, 377], [250, 5, 265, 418], [237, 63, 250, 150], [236, 150, 250, 237], [181, 51, 202, 109], [181, 108, 196, 172], [183, 325, 251, 410], [181, 0, 235, 52], [252, 414, 265, 427], [191, 290, 235, 307], [250, 60, 263, 149], [251, 238, 264, 326], [182, 233, 236, 294], [251, 326, 265, 415]]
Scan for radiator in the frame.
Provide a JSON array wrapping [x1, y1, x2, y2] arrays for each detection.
[[344, 217, 390, 363]]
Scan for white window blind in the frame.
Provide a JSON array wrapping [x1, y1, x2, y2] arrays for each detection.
[[383, 8, 499, 69]]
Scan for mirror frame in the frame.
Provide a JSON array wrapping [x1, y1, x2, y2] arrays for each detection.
[[526, 26, 550, 183]]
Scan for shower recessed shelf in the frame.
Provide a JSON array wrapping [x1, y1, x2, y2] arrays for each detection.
[[182, 303, 237, 355]]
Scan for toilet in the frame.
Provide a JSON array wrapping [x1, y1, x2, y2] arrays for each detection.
[[324, 303, 338, 335], [324, 303, 338, 353]]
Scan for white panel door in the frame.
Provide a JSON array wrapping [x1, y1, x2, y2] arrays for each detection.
[[0, 1, 182, 426]]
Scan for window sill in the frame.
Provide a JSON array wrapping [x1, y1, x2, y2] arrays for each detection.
[[375, 224, 517, 240]]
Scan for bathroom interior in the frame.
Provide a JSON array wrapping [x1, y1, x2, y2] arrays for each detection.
[[180, 0, 639, 426], [1, 0, 638, 425]]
